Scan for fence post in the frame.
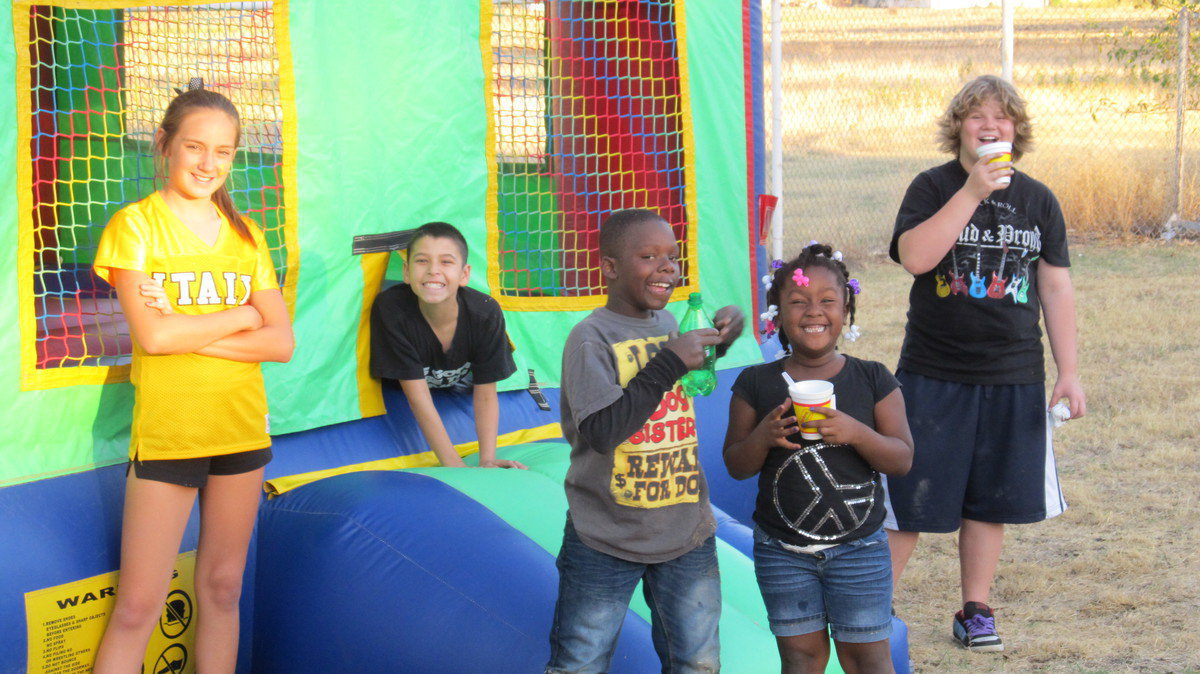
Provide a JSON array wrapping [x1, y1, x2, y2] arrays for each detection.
[[1001, 0, 1014, 83], [770, 0, 784, 261], [1173, 6, 1190, 220]]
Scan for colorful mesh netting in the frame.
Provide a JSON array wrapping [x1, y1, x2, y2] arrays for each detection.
[[25, 3, 285, 373], [490, 0, 691, 300]]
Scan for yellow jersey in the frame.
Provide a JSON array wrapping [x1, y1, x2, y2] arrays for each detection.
[[94, 192, 280, 460]]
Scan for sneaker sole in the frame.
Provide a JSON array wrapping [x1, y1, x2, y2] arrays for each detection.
[[963, 641, 1004, 653]]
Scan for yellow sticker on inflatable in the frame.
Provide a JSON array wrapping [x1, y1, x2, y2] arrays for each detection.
[[24, 550, 197, 674]]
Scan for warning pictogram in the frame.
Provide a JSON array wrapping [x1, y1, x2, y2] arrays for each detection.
[[159, 590, 193, 639], [153, 643, 187, 674]]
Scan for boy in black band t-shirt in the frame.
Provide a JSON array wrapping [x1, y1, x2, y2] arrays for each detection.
[[370, 222, 524, 469], [884, 75, 1087, 653]]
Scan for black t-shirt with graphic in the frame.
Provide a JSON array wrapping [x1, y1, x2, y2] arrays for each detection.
[[732, 355, 899, 547], [889, 160, 1070, 385], [370, 284, 515, 390]]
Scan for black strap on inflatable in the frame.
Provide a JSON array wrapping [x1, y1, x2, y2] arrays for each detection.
[[352, 229, 416, 255], [526, 369, 550, 411]]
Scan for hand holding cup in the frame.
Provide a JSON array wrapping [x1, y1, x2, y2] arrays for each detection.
[[788, 380, 835, 440], [800, 405, 870, 446], [977, 141, 1013, 185]]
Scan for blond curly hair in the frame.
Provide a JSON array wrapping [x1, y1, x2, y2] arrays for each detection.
[[936, 75, 1033, 162]]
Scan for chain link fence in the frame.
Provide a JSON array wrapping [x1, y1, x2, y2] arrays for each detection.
[[765, 1, 1191, 256]]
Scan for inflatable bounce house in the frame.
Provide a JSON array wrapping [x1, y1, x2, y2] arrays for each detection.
[[0, 1, 907, 671]]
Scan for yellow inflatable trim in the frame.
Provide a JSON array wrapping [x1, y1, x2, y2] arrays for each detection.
[[263, 422, 562, 498]]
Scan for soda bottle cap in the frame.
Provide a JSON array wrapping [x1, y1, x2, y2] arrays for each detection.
[[688, 292, 702, 305]]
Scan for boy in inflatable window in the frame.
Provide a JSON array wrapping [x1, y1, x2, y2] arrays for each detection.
[[370, 222, 526, 469]]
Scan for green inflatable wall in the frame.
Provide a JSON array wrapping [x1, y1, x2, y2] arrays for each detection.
[[0, 0, 756, 486]]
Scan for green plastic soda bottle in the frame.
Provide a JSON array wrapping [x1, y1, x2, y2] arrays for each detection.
[[679, 292, 717, 397]]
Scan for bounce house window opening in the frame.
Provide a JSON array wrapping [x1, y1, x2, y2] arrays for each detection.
[[19, 2, 288, 388], [489, 0, 697, 308]]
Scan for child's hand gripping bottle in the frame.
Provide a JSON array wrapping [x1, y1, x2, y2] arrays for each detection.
[[679, 293, 717, 396]]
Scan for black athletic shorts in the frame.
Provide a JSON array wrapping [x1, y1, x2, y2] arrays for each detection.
[[129, 447, 273, 488], [883, 371, 1065, 532]]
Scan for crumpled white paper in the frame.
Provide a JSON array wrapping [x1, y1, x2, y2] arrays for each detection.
[[1049, 401, 1071, 428]]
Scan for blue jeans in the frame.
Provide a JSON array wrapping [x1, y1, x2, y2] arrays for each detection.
[[546, 519, 721, 673], [753, 527, 892, 643]]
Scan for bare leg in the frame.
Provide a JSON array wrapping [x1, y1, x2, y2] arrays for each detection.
[[93, 473, 196, 674], [833, 639, 895, 674], [776, 631, 832, 674], [959, 519, 1004, 604], [886, 529, 920, 587], [193, 467, 265, 674]]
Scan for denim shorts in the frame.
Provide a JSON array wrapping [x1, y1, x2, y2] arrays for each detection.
[[753, 526, 892, 643], [129, 447, 272, 488]]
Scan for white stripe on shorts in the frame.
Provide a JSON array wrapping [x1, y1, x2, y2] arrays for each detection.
[[1042, 409, 1067, 519]]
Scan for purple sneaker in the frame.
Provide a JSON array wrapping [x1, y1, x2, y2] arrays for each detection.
[[953, 602, 1004, 652]]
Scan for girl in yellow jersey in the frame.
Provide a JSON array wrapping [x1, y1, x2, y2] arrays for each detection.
[[91, 82, 294, 673]]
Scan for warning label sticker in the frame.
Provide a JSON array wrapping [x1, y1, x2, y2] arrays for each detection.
[[24, 550, 197, 674]]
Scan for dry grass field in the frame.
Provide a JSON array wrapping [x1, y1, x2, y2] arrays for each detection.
[[771, 26, 1200, 668], [769, 6, 1200, 254], [835, 242, 1200, 672]]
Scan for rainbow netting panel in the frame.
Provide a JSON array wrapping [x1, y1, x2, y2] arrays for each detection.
[[491, 0, 691, 301], [25, 3, 285, 374]]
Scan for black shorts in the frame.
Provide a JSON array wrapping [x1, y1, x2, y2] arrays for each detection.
[[129, 447, 273, 488], [882, 371, 1065, 532]]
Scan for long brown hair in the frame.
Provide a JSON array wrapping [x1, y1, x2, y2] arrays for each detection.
[[154, 86, 255, 244]]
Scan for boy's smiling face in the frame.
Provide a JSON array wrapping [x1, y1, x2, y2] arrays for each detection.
[[404, 235, 469, 306], [958, 97, 1014, 165], [602, 219, 680, 319]]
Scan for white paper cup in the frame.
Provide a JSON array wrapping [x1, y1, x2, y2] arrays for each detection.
[[788, 380, 835, 440], [977, 141, 1013, 184]]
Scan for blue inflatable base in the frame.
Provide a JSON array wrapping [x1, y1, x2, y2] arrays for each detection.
[[0, 358, 909, 673], [253, 467, 910, 674]]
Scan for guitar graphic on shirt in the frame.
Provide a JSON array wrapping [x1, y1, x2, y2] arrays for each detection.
[[935, 273, 950, 297], [1005, 273, 1023, 302], [968, 243, 987, 298], [987, 243, 1010, 299], [1015, 254, 1038, 303], [1005, 251, 1031, 303], [948, 246, 968, 296]]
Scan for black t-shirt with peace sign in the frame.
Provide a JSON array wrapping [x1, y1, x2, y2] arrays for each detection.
[[731, 355, 899, 547]]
